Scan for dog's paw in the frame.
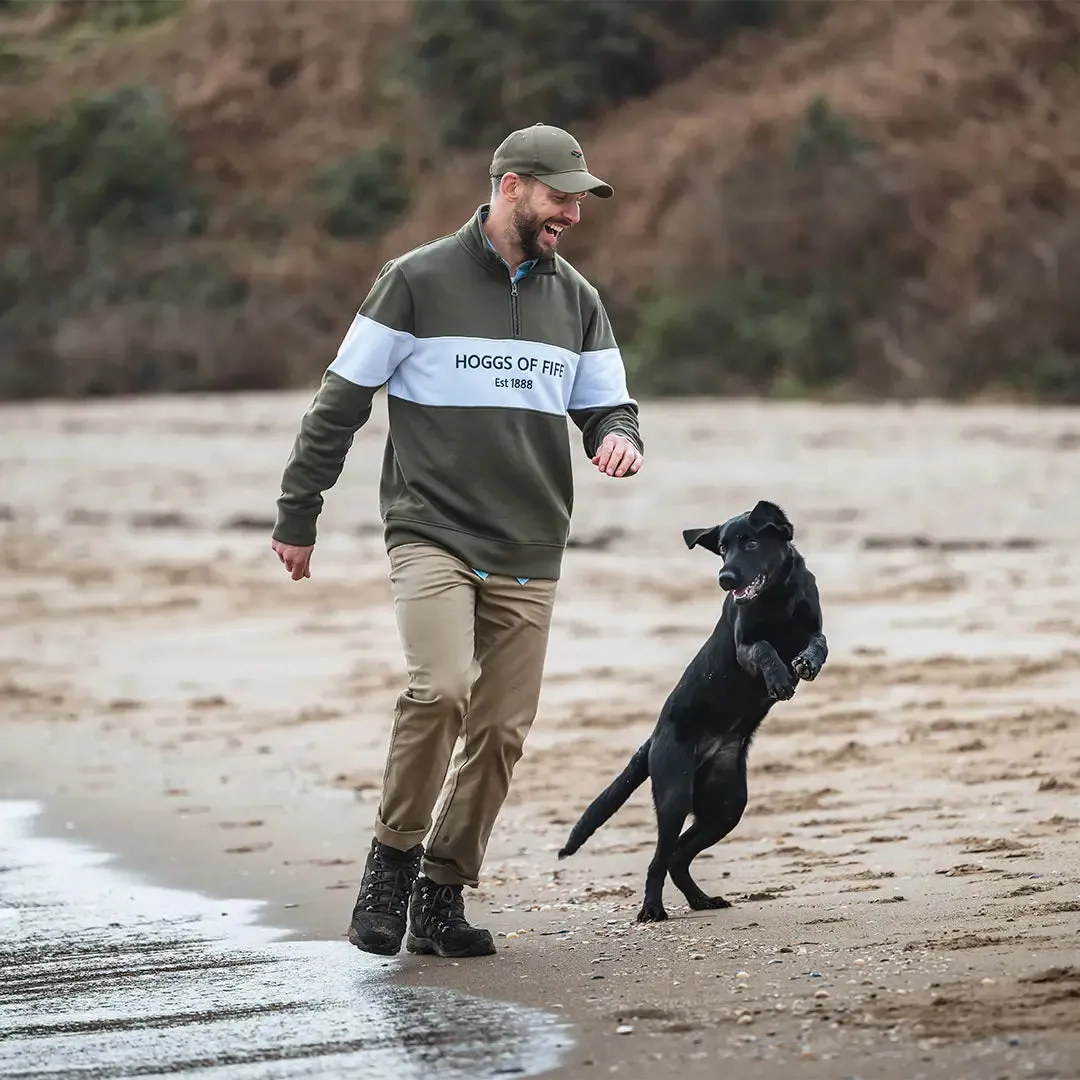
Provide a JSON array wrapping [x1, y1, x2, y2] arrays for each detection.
[[687, 894, 732, 911], [635, 902, 668, 923], [763, 665, 796, 701], [792, 653, 820, 682]]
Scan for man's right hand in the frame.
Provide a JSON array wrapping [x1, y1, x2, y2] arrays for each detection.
[[271, 538, 314, 581]]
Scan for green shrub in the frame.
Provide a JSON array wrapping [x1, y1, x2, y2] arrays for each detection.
[[791, 93, 873, 169], [0, 239, 276, 400], [310, 141, 410, 239], [401, 0, 783, 149], [622, 95, 887, 399], [12, 84, 206, 236], [624, 274, 856, 397], [3, 0, 184, 31], [84, 0, 185, 31], [0, 40, 26, 80], [1027, 353, 1080, 402]]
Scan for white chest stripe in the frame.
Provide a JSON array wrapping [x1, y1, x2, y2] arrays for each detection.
[[329, 323, 636, 415], [388, 336, 579, 415]]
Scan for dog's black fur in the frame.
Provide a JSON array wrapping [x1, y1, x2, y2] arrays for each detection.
[[558, 500, 828, 923]]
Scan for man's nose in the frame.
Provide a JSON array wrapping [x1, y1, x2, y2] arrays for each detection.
[[563, 201, 581, 225], [718, 568, 739, 590]]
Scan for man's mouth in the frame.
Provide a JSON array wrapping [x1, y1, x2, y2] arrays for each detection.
[[542, 222, 565, 242], [731, 574, 766, 603]]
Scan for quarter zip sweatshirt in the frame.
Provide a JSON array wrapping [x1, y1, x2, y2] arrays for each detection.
[[273, 204, 644, 581]]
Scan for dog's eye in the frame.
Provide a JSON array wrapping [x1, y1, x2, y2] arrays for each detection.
[[744, 539, 758, 550], [718, 545, 727, 557]]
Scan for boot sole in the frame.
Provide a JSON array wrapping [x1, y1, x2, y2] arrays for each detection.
[[406, 932, 497, 958], [347, 925, 404, 956]]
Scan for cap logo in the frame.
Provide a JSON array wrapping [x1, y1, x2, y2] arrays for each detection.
[[570, 149, 582, 158]]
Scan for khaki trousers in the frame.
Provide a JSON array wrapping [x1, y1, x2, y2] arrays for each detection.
[[373, 541, 558, 887]]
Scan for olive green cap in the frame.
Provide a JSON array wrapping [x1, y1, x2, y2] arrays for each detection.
[[490, 122, 613, 199]]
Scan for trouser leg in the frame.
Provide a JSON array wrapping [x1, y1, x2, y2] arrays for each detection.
[[373, 543, 479, 851], [421, 571, 558, 887]]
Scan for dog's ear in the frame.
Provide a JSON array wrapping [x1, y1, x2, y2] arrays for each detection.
[[683, 526, 724, 555], [748, 500, 794, 542]]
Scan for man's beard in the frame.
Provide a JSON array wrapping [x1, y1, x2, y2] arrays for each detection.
[[511, 205, 548, 262]]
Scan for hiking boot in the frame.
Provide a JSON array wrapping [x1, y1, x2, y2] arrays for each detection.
[[347, 838, 423, 956], [406, 876, 497, 958]]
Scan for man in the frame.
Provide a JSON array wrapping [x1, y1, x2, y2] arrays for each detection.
[[271, 123, 644, 959]]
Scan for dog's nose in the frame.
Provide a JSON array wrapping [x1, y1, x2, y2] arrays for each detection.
[[718, 569, 739, 590]]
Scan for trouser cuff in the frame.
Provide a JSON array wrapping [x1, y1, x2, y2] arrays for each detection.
[[373, 817, 428, 852], [421, 854, 478, 888]]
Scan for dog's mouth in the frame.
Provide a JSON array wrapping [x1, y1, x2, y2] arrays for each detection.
[[731, 574, 766, 603]]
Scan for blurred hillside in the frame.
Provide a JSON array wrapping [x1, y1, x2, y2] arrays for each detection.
[[1, 0, 1079, 403]]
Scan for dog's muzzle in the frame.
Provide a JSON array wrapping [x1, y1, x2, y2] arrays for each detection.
[[719, 569, 766, 603]]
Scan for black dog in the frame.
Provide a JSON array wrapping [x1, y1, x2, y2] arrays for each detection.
[[558, 500, 828, 923]]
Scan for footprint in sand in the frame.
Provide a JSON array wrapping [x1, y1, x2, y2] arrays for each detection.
[[935, 863, 1002, 877], [958, 837, 1033, 855], [1038, 777, 1078, 792], [224, 842, 273, 854]]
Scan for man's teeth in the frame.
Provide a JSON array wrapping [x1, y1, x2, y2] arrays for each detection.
[[544, 223, 563, 236]]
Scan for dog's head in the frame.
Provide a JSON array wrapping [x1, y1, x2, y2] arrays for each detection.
[[683, 500, 795, 605]]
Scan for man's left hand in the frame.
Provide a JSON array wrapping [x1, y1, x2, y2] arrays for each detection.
[[592, 433, 643, 477]]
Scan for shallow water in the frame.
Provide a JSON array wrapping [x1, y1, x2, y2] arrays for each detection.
[[0, 800, 571, 1079]]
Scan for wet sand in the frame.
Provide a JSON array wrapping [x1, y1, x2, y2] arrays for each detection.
[[0, 799, 568, 1079], [2, 392, 1080, 1078]]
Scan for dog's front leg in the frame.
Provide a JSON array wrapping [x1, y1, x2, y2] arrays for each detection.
[[736, 640, 796, 701], [792, 632, 828, 682]]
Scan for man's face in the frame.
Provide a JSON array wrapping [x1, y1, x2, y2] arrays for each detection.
[[510, 179, 586, 261]]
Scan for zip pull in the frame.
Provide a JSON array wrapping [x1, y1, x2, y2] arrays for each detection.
[[509, 278, 521, 338]]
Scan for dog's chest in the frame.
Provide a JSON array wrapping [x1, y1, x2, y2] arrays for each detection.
[[774, 624, 811, 663], [745, 610, 809, 663]]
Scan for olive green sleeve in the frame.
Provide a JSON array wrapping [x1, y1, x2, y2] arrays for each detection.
[[272, 262, 415, 546], [272, 373, 379, 546], [568, 293, 644, 462]]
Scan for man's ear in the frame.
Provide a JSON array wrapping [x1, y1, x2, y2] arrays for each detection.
[[748, 500, 794, 542], [683, 526, 723, 555]]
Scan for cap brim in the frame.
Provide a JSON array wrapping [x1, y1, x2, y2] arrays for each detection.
[[533, 170, 614, 199]]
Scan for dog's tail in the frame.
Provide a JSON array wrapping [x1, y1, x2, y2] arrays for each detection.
[[557, 739, 651, 859]]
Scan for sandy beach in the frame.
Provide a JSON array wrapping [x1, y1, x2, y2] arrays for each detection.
[[2, 392, 1079, 1079]]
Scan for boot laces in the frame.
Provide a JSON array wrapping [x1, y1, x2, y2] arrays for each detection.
[[420, 883, 470, 932], [359, 848, 418, 918]]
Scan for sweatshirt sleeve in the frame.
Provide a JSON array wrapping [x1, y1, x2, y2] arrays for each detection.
[[272, 261, 415, 547], [567, 293, 644, 462]]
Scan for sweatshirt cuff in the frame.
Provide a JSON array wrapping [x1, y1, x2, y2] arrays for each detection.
[[272, 507, 318, 547], [595, 422, 644, 457]]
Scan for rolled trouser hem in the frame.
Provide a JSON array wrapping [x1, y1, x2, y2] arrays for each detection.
[[421, 856, 478, 888], [373, 818, 428, 852]]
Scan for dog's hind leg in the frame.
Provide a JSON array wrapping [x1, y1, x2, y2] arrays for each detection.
[[636, 735, 696, 924], [669, 744, 748, 911]]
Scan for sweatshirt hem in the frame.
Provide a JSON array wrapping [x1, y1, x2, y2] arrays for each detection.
[[384, 516, 565, 581]]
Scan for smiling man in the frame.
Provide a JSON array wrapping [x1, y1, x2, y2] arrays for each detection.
[[270, 122, 644, 960]]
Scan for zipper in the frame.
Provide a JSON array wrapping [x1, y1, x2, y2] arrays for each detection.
[[510, 277, 521, 339]]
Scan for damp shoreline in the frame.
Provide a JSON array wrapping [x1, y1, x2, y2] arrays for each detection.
[[0, 798, 573, 1080]]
